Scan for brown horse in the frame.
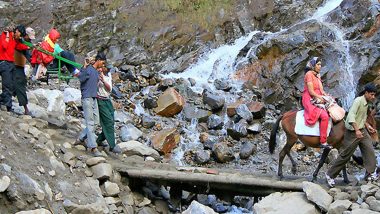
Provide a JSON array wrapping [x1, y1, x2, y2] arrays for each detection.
[[269, 108, 378, 182]]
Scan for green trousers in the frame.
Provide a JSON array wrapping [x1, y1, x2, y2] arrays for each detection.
[[96, 98, 116, 149]]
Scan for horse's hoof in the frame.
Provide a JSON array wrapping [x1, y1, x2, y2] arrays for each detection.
[[311, 176, 317, 183], [344, 179, 350, 184]]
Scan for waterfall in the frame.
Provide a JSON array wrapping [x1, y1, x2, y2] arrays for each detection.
[[163, 31, 257, 93]]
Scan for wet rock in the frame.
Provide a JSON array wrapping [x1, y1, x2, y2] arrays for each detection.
[[247, 101, 266, 119], [154, 88, 185, 117], [0, 176, 10, 192], [226, 120, 248, 140], [212, 202, 228, 213], [120, 124, 143, 142], [202, 90, 225, 111], [226, 101, 244, 117], [111, 86, 123, 99], [91, 163, 113, 180], [236, 104, 253, 122], [214, 79, 232, 91], [207, 114, 224, 130], [328, 200, 352, 214], [247, 122, 262, 134], [143, 96, 158, 109], [183, 200, 217, 214], [194, 150, 211, 164], [254, 192, 319, 214], [212, 143, 234, 163], [15, 209, 52, 214], [239, 142, 256, 159], [118, 141, 160, 160], [183, 105, 211, 123], [141, 115, 156, 128], [151, 128, 180, 155]]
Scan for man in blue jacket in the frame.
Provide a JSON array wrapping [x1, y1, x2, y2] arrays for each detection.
[[76, 52, 106, 157]]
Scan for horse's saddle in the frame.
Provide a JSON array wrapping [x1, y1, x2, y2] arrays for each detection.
[[295, 110, 333, 136]]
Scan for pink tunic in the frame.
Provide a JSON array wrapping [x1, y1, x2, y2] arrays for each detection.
[[302, 71, 324, 126]]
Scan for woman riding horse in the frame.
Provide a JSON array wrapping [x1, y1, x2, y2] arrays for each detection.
[[302, 57, 331, 149]]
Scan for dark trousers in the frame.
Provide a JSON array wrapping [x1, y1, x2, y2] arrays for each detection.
[[50, 50, 76, 74], [13, 66, 28, 106], [327, 129, 377, 178], [96, 98, 116, 149], [0, 61, 15, 108]]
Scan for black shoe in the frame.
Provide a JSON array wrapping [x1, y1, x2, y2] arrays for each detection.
[[320, 144, 333, 149]]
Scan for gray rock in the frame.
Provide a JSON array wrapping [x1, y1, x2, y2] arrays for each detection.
[[183, 200, 217, 214], [351, 209, 380, 214], [328, 200, 352, 214], [254, 192, 320, 214], [239, 142, 257, 159], [120, 124, 143, 142], [214, 79, 232, 91], [91, 163, 113, 180], [226, 120, 248, 140], [335, 192, 351, 201], [302, 181, 333, 212], [141, 115, 156, 128], [207, 114, 224, 130], [15, 209, 52, 214], [194, 150, 211, 164], [361, 184, 379, 199], [236, 104, 253, 122], [104, 181, 120, 197], [369, 200, 380, 212], [183, 105, 211, 123], [247, 122, 262, 134], [114, 111, 132, 123], [118, 141, 160, 160], [63, 87, 81, 106], [86, 157, 107, 167], [202, 90, 225, 111], [0, 176, 10, 192], [143, 96, 158, 109]]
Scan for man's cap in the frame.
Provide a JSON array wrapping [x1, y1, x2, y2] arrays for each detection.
[[26, 27, 35, 40]]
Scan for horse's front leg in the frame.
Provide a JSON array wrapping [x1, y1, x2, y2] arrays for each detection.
[[312, 147, 331, 182]]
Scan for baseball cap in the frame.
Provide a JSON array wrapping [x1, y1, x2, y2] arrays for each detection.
[[26, 27, 35, 40]]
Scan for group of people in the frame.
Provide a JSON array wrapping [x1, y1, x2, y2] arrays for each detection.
[[0, 24, 119, 157], [0, 24, 35, 114], [302, 57, 378, 187]]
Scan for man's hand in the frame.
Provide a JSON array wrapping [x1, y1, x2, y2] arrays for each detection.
[[355, 130, 364, 139], [367, 125, 377, 134]]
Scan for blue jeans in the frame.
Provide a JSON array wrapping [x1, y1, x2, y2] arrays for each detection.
[[79, 97, 99, 149]]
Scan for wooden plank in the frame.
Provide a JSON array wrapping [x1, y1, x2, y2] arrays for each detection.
[[116, 167, 304, 193]]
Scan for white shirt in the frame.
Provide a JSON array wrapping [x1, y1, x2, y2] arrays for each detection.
[[97, 72, 112, 98]]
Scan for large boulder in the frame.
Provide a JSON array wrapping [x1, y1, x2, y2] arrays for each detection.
[[118, 141, 160, 160], [151, 128, 180, 155], [154, 88, 185, 117], [182, 200, 217, 214], [253, 192, 321, 214], [302, 181, 333, 212]]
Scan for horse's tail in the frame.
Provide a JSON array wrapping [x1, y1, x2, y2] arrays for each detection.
[[269, 114, 283, 154]]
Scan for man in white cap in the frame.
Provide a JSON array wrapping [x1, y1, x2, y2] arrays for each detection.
[[13, 26, 35, 115]]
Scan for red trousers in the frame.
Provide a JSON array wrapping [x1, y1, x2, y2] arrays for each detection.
[[319, 109, 329, 143]]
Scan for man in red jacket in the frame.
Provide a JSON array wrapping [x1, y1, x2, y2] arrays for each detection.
[[0, 25, 23, 111]]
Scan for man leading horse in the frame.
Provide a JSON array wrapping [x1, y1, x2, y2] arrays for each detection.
[[325, 83, 378, 187]]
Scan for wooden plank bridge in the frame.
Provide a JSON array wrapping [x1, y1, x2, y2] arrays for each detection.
[[112, 157, 306, 198]]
